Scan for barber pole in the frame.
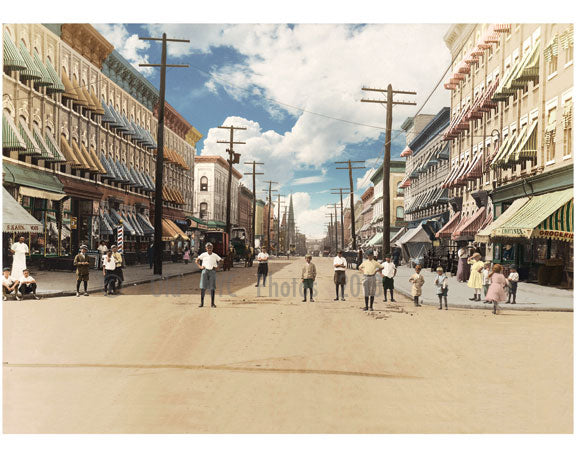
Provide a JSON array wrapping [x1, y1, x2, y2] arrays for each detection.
[[117, 224, 124, 253]]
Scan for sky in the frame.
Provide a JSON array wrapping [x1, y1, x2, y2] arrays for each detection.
[[94, 23, 452, 238]]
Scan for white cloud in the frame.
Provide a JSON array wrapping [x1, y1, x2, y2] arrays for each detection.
[[356, 168, 375, 191], [290, 192, 330, 239], [93, 24, 154, 76]]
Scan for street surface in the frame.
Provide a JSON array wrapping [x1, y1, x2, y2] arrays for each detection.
[[3, 257, 573, 433]]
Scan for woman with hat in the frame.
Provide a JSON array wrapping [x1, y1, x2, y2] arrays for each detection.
[[467, 252, 484, 301], [434, 267, 448, 310]]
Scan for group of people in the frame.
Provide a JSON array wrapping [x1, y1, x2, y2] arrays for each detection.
[[3, 236, 39, 301], [76, 243, 125, 296]]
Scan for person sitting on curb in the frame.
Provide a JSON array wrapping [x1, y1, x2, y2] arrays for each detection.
[[359, 249, 384, 311], [73, 245, 91, 297], [409, 265, 425, 307], [301, 254, 317, 302], [18, 269, 40, 300], [2, 267, 20, 301]]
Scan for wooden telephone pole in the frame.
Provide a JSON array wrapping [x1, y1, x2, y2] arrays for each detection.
[[139, 33, 189, 276], [335, 160, 365, 251], [361, 85, 416, 257], [331, 187, 349, 250], [244, 161, 264, 248], [217, 125, 246, 237], [263, 181, 277, 252], [326, 203, 339, 250], [325, 214, 334, 252], [276, 194, 285, 256]]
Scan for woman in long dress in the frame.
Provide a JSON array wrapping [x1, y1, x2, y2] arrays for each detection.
[[467, 252, 484, 301], [456, 245, 471, 282], [485, 264, 509, 314], [10, 236, 28, 278]]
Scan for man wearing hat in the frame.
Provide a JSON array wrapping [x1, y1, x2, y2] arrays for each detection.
[[380, 253, 397, 302], [3, 267, 20, 301], [73, 245, 91, 297], [358, 249, 384, 311]]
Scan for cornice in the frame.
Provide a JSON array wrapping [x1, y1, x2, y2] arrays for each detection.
[[61, 24, 114, 69]]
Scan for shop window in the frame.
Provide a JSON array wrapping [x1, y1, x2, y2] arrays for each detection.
[[199, 202, 208, 219]]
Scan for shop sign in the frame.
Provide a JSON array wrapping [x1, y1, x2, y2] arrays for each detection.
[[4, 223, 42, 232], [532, 229, 574, 242], [492, 227, 531, 238], [70, 217, 77, 229]]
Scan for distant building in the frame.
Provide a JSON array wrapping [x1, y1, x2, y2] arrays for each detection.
[[237, 184, 253, 240]]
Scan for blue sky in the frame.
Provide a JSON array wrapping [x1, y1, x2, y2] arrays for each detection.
[[94, 23, 451, 237]]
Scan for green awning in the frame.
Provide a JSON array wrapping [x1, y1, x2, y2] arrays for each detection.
[[3, 31, 26, 71], [18, 41, 42, 81], [490, 134, 514, 168], [492, 189, 574, 239], [43, 59, 65, 93], [492, 60, 521, 101], [517, 121, 539, 160], [206, 220, 226, 229], [533, 199, 573, 242], [366, 232, 383, 246], [17, 118, 42, 156], [509, 48, 534, 90], [44, 132, 66, 162], [31, 125, 56, 161], [2, 115, 26, 151], [515, 41, 540, 85], [33, 51, 55, 87], [3, 161, 65, 197], [504, 124, 529, 165]]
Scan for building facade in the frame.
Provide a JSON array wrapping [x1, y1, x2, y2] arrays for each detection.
[[358, 186, 374, 245], [441, 23, 573, 284], [2, 23, 199, 266], [237, 184, 253, 241]]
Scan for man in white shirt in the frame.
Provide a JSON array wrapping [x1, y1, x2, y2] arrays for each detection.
[[380, 254, 397, 302], [333, 250, 347, 301], [196, 243, 222, 308], [10, 236, 29, 278], [102, 250, 118, 296], [255, 247, 269, 287], [18, 269, 40, 300], [3, 267, 20, 301], [97, 240, 108, 269]]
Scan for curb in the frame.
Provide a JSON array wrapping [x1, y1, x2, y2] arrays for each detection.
[[393, 284, 573, 313], [36, 268, 202, 299]]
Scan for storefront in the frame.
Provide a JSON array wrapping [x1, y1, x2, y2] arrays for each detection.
[[479, 189, 573, 286]]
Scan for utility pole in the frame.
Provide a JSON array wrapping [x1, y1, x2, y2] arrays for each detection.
[[217, 125, 246, 237], [276, 194, 285, 256], [244, 161, 264, 248], [326, 204, 339, 250], [325, 214, 334, 252], [263, 181, 277, 252], [139, 33, 189, 276], [335, 160, 365, 252], [361, 85, 416, 257], [331, 187, 349, 250]]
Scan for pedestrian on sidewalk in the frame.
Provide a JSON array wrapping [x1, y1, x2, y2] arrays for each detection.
[[9, 236, 28, 279], [147, 243, 154, 269], [409, 265, 425, 307], [111, 245, 124, 289], [301, 254, 317, 302], [18, 269, 39, 300], [333, 250, 347, 301], [456, 244, 471, 282], [506, 265, 519, 304], [356, 249, 363, 270], [97, 240, 108, 270], [467, 252, 484, 301], [183, 246, 191, 265], [486, 264, 509, 314], [359, 249, 383, 311], [2, 267, 20, 301], [434, 267, 448, 310], [380, 254, 397, 303], [102, 250, 117, 296], [255, 247, 269, 287], [73, 245, 91, 297], [196, 243, 222, 308], [482, 262, 492, 303]]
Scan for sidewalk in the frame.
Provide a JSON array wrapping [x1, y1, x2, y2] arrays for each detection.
[[392, 265, 573, 312], [31, 261, 201, 297]]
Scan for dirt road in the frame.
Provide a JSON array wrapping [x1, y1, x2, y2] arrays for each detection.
[[3, 257, 573, 433]]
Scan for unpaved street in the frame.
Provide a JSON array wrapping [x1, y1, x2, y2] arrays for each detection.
[[3, 257, 573, 433]]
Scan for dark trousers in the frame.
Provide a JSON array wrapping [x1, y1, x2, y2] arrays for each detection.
[[200, 289, 215, 305], [104, 270, 116, 293], [76, 280, 88, 292], [3, 285, 16, 296], [19, 283, 37, 295]]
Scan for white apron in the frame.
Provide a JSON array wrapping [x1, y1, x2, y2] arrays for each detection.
[[11, 242, 28, 278]]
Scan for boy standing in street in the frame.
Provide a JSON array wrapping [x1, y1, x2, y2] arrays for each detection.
[[301, 254, 317, 302], [196, 243, 222, 308], [380, 253, 397, 302], [359, 249, 384, 311], [506, 265, 519, 304], [409, 265, 425, 307], [74, 245, 91, 297], [333, 250, 347, 301]]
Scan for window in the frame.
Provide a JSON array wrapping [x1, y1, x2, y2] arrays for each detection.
[[199, 202, 208, 219], [560, 25, 574, 66], [396, 206, 404, 220], [545, 105, 557, 162], [545, 34, 559, 76], [563, 100, 573, 157], [200, 176, 208, 191]]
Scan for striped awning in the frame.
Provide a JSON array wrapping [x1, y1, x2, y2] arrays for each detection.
[[59, 135, 82, 168], [32, 125, 56, 161], [137, 214, 155, 235], [515, 41, 540, 86], [492, 189, 573, 240], [475, 197, 529, 243], [70, 138, 92, 171], [17, 42, 42, 80], [3, 31, 26, 70], [101, 103, 121, 127], [453, 207, 487, 238], [2, 114, 26, 151], [504, 124, 531, 165], [88, 88, 105, 115], [32, 51, 54, 87], [99, 154, 119, 181], [492, 59, 521, 102], [517, 121, 539, 161], [71, 76, 90, 108], [60, 69, 79, 101], [436, 211, 461, 239], [89, 146, 107, 174], [18, 118, 42, 156], [494, 24, 512, 33], [44, 59, 65, 93], [533, 199, 574, 242]]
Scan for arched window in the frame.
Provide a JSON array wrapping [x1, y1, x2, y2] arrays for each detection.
[[199, 202, 208, 219], [200, 176, 208, 191], [396, 206, 404, 220]]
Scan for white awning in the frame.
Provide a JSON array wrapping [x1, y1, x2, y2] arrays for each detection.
[[395, 224, 431, 245], [2, 188, 43, 233]]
